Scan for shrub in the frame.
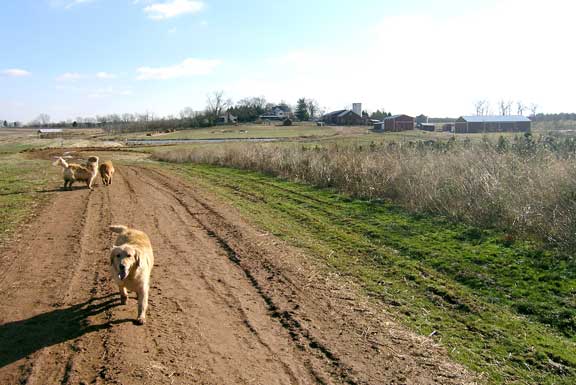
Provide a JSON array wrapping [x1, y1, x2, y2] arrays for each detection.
[[153, 136, 576, 253]]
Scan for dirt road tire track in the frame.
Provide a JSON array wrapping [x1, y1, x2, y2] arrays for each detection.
[[0, 161, 477, 385]]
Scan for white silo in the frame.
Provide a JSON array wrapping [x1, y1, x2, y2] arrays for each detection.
[[352, 103, 362, 116]]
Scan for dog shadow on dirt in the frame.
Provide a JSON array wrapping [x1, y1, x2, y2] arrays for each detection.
[[0, 294, 131, 368]]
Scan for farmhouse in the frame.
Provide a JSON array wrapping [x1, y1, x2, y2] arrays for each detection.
[[454, 115, 531, 133], [37, 128, 63, 139], [373, 115, 415, 132], [260, 105, 291, 120]]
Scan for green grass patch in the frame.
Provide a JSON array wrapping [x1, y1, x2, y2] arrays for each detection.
[[0, 153, 59, 242], [159, 162, 576, 385]]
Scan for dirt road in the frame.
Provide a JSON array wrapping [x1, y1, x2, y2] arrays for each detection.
[[0, 161, 476, 385]]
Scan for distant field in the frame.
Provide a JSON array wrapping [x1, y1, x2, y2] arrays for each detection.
[[125, 123, 366, 140]]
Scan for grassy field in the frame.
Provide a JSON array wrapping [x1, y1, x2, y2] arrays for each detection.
[[157, 162, 575, 384], [124, 123, 364, 140], [154, 134, 576, 251], [0, 152, 60, 242]]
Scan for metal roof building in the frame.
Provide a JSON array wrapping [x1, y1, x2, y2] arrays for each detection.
[[455, 115, 531, 133]]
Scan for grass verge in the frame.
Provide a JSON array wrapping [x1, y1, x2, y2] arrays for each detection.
[[160, 162, 576, 385], [0, 153, 59, 242]]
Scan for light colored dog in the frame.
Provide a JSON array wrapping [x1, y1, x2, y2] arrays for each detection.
[[109, 225, 154, 325], [99, 161, 115, 186], [53, 156, 99, 190]]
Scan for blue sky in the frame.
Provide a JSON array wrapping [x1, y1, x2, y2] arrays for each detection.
[[1, 0, 575, 122]]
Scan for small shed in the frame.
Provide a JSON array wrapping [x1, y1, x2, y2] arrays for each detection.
[[37, 128, 63, 139], [418, 123, 436, 132], [454, 116, 531, 133]]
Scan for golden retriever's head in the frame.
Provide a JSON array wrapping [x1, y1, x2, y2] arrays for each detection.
[[87, 156, 99, 165], [110, 245, 139, 281]]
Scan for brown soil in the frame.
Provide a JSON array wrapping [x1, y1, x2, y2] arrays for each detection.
[[0, 157, 478, 385]]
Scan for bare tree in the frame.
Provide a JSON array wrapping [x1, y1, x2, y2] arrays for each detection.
[[529, 103, 538, 117], [498, 99, 513, 116], [206, 90, 232, 121], [37, 113, 50, 126], [306, 99, 320, 119], [516, 101, 525, 116], [474, 100, 489, 116], [180, 107, 196, 120]]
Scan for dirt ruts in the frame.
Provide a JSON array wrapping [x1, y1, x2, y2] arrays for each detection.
[[0, 159, 477, 385]]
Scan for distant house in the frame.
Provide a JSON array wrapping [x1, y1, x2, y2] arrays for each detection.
[[217, 111, 238, 125], [37, 128, 63, 139], [454, 115, 531, 133], [260, 105, 292, 120], [322, 110, 364, 126], [373, 115, 415, 132]]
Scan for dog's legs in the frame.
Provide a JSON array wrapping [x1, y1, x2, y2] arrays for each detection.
[[136, 288, 149, 325], [119, 286, 128, 305], [88, 174, 96, 190]]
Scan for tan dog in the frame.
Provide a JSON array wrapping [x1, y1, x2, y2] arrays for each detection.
[[109, 225, 154, 325], [53, 156, 99, 190], [99, 161, 115, 186]]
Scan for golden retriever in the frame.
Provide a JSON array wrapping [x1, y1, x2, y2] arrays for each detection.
[[53, 156, 99, 190], [99, 160, 115, 186], [109, 225, 154, 325]]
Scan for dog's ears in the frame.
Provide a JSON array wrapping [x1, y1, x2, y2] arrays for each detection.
[[110, 246, 120, 264], [134, 249, 141, 268]]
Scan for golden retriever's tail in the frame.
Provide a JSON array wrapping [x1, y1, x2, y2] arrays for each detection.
[[52, 157, 69, 168], [110, 225, 128, 234]]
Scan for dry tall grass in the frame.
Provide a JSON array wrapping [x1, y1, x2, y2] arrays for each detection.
[[154, 137, 576, 252]]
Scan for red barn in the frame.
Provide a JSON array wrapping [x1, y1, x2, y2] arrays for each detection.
[[375, 115, 414, 132]]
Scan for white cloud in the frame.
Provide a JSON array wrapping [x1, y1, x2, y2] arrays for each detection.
[[88, 87, 133, 98], [49, 0, 96, 9], [56, 72, 83, 81], [66, 0, 94, 7], [136, 58, 221, 80], [143, 0, 204, 20], [96, 72, 117, 79], [251, 0, 576, 116], [2, 68, 31, 77]]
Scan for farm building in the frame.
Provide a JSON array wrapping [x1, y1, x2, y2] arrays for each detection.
[[442, 123, 454, 132], [322, 110, 364, 125], [415, 114, 429, 127], [37, 128, 64, 138], [322, 103, 366, 126], [373, 115, 415, 132], [418, 123, 436, 132], [454, 116, 531, 133]]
